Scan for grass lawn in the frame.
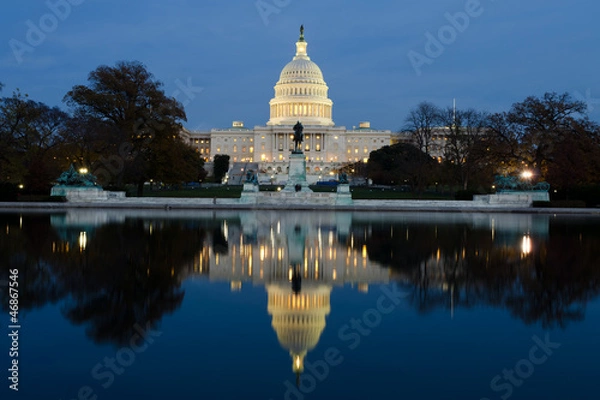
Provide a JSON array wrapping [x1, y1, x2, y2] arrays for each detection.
[[143, 186, 243, 198]]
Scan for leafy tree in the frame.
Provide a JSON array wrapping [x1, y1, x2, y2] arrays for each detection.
[[506, 92, 587, 179], [367, 143, 436, 189], [545, 119, 600, 195], [64, 61, 202, 195], [213, 154, 230, 183], [0, 90, 70, 192]]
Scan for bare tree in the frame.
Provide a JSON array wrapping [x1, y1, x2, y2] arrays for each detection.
[[437, 107, 488, 190], [404, 101, 439, 156]]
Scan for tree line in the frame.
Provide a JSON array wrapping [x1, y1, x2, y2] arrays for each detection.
[[2, 62, 599, 201], [0, 61, 206, 197], [367, 93, 600, 203]]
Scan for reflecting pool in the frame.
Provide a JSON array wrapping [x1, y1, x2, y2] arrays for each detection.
[[1, 210, 599, 400]]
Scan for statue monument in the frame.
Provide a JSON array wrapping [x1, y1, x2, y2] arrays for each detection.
[[50, 164, 125, 201], [284, 121, 310, 192], [292, 121, 304, 154]]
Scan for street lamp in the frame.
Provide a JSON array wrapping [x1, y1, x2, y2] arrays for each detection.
[[521, 170, 533, 180]]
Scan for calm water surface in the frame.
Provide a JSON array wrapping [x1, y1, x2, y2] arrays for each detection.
[[1, 210, 599, 400]]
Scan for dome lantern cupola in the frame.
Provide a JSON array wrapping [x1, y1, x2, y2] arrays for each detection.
[[267, 26, 334, 126]]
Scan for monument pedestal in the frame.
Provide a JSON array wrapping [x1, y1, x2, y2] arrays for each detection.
[[283, 153, 311, 192], [335, 184, 352, 205], [240, 182, 260, 203]]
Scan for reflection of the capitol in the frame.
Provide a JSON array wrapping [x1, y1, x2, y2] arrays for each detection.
[[46, 209, 560, 375], [199, 211, 390, 378]]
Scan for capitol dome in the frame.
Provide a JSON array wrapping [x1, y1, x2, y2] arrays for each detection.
[[267, 26, 334, 126]]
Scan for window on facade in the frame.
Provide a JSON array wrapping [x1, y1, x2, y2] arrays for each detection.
[[316, 144, 321, 152], [217, 147, 221, 153], [242, 147, 246, 153], [233, 145, 238, 153]]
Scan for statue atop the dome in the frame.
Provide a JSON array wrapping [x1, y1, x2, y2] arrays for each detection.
[[299, 25, 305, 42], [292, 121, 304, 153]]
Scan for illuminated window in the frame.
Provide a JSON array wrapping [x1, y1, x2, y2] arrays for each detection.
[[316, 144, 321, 151]]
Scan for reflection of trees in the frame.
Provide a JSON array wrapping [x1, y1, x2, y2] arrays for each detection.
[[1, 215, 209, 347], [47, 219, 206, 346], [353, 218, 600, 328], [0, 214, 67, 311]]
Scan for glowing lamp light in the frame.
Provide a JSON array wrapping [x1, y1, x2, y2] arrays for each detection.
[[79, 168, 88, 174], [521, 170, 533, 180]]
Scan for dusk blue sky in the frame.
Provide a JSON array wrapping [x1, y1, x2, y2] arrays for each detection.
[[1, 0, 598, 132]]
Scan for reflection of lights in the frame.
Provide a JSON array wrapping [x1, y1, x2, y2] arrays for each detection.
[[332, 269, 337, 280], [294, 355, 302, 371], [18, 184, 24, 189], [260, 246, 266, 261], [288, 268, 293, 281], [79, 168, 88, 174], [78, 231, 87, 251], [522, 235, 532, 255]]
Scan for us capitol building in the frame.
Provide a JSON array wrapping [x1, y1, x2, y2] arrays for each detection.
[[181, 26, 392, 184]]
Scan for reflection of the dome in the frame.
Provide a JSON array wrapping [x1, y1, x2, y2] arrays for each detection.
[[204, 211, 390, 379]]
